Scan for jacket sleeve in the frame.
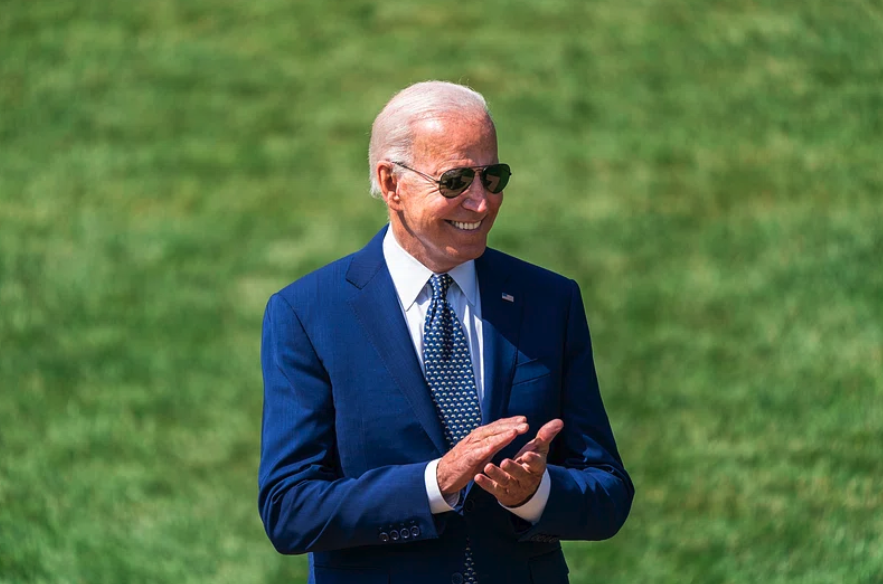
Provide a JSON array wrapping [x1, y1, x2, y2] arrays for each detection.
[[517, 279, 635, 542], [258, 293, 443, 554]]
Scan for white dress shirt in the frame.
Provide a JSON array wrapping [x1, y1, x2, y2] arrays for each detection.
[[382, 229, 550, 524]]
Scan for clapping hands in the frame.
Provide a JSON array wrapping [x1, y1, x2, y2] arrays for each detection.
[[474, 419, 564, 507], [436, 416, 564, 507]]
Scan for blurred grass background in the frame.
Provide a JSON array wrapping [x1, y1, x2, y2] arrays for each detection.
[[1, 0, 881, 582]]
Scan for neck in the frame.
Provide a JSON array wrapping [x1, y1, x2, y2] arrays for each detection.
[[388, 222, 460, 274]]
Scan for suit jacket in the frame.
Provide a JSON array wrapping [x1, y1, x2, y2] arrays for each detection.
[[259, 226, 634, 584]]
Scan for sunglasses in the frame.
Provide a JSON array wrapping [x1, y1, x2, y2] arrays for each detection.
[[392, 162, 511, 198]]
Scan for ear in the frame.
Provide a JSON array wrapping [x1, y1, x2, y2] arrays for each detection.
[[377, 162, 403, 209]]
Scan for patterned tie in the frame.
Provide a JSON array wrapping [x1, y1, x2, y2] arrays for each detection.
[[423, 274, 482, 584]]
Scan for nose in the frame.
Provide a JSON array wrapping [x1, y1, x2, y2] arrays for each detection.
[[460, 176, 489, 213]]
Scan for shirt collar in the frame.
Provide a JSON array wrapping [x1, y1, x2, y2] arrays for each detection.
[[382, 227, 478, 310]]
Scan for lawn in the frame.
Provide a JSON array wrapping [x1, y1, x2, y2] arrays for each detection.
[[1, 1, 881, 582]]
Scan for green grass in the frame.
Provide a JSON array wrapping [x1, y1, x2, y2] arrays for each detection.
[[1, 1, 881, 582]]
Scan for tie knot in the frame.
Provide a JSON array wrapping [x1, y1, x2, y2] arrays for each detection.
[[429, 274, 453, 302]]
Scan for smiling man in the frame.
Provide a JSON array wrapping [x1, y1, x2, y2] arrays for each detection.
[[259, 81, 634, 584]]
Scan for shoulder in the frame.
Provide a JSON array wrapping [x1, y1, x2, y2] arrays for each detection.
[[262, 252, 364, 339], [268, 252, 357, 315], [269, 225, 387, 310], [482, 247, 578, 295], [480, 247, 588, 335]]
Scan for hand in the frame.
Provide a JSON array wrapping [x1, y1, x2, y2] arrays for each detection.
[[436, 416, 529, 496], [474, 418, 564, 507]]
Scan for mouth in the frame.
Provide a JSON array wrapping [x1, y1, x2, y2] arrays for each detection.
[[447, 219, 483, 231]]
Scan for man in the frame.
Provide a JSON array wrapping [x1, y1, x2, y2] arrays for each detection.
[[259, 81, 634, 584]]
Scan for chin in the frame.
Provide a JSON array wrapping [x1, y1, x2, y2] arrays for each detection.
[[447, 243, 487, 264]]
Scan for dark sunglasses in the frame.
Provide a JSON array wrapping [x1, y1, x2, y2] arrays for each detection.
[[392, 162, 511, 198]]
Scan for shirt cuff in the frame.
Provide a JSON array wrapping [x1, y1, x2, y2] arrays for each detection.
[[425, 458, 459, 514], [501, 468, 550, 524]]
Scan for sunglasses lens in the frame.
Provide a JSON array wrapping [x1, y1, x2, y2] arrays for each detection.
[[435, 164, 511, 197], [481, 164, 511, 193], [438, 168, 475, 197]]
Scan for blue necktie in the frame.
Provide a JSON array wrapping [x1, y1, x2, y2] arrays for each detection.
[[423, 274, 481, 584]]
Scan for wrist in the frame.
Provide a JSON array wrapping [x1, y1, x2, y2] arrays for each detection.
[[436, 460, 456, 496], [508, 483, 540, 508]]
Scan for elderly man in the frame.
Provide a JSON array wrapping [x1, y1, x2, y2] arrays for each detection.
[[259, 81, 634, 584]]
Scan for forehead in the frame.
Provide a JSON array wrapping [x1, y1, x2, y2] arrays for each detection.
[[410, 113, 498, 169]]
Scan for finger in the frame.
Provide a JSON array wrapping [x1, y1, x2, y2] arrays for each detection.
[[474, 473, 503, 495], [513, 436, 542, 459], [476, 452, 497, 472], [514, 419, 563, 458], [533, 419, 564, 447], [518, 451, 542, 463], [482, 416, 527, 433], [474, 427, 522, 461], [513, 443, 533, 459], [480, 424, 529, 444], [483, 463, 515, 486], [486, 417, 530, 437], [471, 416, 528, 440], [501, 458, 537, 482], [517, 452, 546, 474], [516, 450, 543, 464]]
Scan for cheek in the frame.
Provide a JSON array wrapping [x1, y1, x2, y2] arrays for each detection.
[[484, 199, 502, 223], [425, 200, 458, 222], [402, 199, 434, 224]]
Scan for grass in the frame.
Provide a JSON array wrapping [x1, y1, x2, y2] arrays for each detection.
[[1, 0, 881, 582]]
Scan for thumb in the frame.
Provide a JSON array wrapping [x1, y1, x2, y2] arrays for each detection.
[[514, 419, 564, 458], [534, 419, 564, 447]]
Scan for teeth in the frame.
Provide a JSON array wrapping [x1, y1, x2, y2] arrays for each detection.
[[451, 220, 482, 230]]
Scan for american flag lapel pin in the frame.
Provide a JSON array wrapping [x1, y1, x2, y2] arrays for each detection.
[[501, 292, 515, 303]]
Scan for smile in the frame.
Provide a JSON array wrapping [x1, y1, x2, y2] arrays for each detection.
[[447, 220, 482, 231]]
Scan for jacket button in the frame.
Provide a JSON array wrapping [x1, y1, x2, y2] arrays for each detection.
[[400, 528, 410, 540], [464, 500, 475, 512], [410, 526, 420, 538], [451, 573, 464, 584], [390, 530, 399, 541], [379, 532, 389, 542]]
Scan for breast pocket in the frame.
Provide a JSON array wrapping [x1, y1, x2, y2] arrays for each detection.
[[511, 357, 552, 386], [507, 355, 560, 424]]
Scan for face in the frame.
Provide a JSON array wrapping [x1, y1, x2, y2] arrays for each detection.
[[381, 112, 503, 274]]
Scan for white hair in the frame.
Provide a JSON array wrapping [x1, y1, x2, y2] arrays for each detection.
[[368, 81, 493, 198]]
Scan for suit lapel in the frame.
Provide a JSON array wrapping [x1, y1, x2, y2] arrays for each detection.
[[346, 227, 448, 455], [476, 249, 523, 426], [345, 231, 524, 456]]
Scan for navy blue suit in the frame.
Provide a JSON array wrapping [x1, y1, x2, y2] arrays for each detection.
[[259, 226, 634, 583]]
